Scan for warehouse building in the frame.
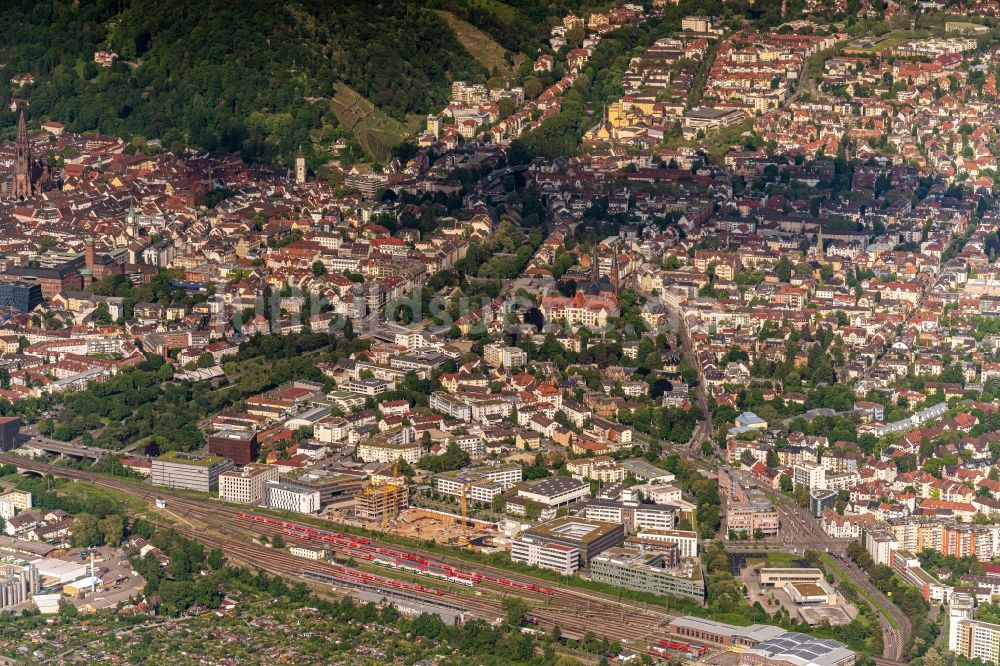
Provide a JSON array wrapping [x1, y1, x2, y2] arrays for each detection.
[[516, 476, 590, 508], [740, 632, 855, 666], [668, 616, 785, 648]]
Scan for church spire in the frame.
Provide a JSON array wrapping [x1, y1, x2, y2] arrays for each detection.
[[12, 110, 32, 200]]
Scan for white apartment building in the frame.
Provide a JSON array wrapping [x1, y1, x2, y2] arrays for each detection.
[[265, 481, 320, 514], [219, 464, 280, 505], [435, 465, 523, 503], [482, 343, 528, 369], [863, 527, 899, 566], [314, 417, 350, 443], [793, 462, 826, 490], [953, 616, 1000, 664], [429, 392, 473, 421], [356, 440, 423, 465]]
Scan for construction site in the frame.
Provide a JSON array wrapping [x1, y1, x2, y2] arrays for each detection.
[[351, 463, 501, 550]]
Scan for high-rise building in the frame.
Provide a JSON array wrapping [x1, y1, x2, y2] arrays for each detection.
[[952, 616, 1000, 664]]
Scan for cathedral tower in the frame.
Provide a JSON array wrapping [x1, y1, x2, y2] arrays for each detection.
[[13, 111, 32, 200]]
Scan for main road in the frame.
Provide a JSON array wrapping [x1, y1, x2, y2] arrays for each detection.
[[764, 491, 911, 661]]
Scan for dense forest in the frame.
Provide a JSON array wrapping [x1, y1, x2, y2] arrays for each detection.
[[0, 1, 501, 164], [0, 0, 622, 166]]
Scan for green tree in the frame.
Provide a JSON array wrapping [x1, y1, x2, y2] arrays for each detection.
[[501, 596, 529, 626]]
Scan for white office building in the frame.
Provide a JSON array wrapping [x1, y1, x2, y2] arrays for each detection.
[[265, 481, 321, 514], [510, 539, 580, 575], [219, 464, 280, 505], [635, 529, 699, 558]]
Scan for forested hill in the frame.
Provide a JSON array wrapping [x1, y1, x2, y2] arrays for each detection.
[[0, 0, 591, 166]]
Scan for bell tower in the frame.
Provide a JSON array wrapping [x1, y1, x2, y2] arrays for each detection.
[[12, 111, 32, 200]]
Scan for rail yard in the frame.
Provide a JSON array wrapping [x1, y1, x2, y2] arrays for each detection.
[[1, 453, 698, 655]]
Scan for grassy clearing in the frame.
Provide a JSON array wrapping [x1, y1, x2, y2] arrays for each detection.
[[817, 553, 899, 629], [433, 10, 524, 77], [57, 479, 149, 513], [329, 82, 412, 163]]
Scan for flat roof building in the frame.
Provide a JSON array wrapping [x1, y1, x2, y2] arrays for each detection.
[[759, 568, 824, 587], [151, 451, 234, 493], [517, 476, 590, 507], [590, 547, 705, 602], [279, 468, 368, 507], [207, 429, 259, 466], [219, 464, 279, 505], [266, 480, 320, 515], [512, 516, 624, 572]]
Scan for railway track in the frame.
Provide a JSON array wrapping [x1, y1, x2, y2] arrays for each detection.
[[6, 455, 680, 648]]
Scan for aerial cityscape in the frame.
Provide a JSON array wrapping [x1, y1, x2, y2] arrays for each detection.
[[4, 0, 1000, 664]]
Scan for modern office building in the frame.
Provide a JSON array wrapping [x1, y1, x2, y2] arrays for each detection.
[[590, 547, 705, 602], [151, 451, 234, 492], [633, 529, 699, 558], [0, 281, 41, 313], [218, 464, 280, 505], [0, 417, 20, 452], [207, 429, 260, 466], [278, 468, 368, 508], [511, 516, 624, 573], [265, 480, 320, 514], [809, 489, 837, 518]]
